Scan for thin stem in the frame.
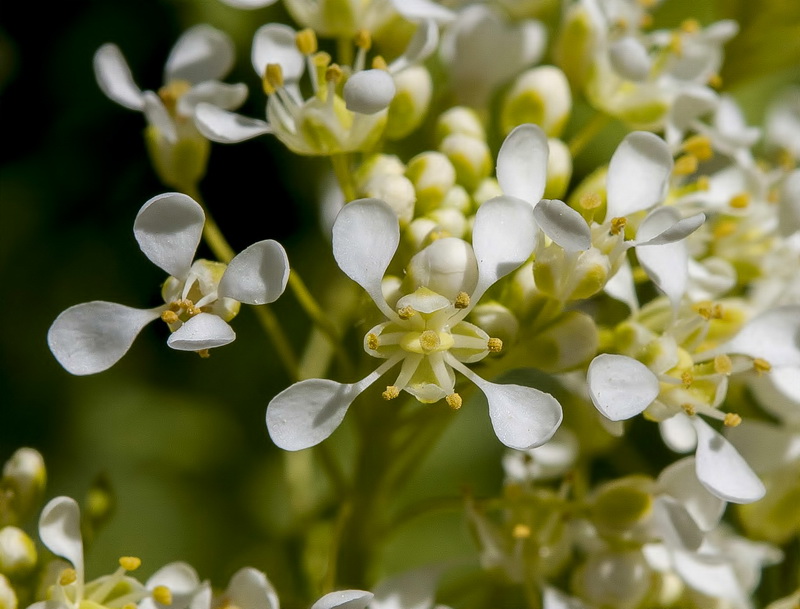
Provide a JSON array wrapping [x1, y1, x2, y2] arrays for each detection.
[[322, 498, 353, 594], [331, 154, 357, 202], [568, 112, 611, 158], [336, 36, 354, 70]]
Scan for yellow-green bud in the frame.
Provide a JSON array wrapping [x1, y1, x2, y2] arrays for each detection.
[[427, 208, 468, 239], [1, 448, 46, 525], [524, 311, 599, 372], [553, 3, 597, 89], [472, 178, 503, 207], [544, 138, 573, 200], [500, 66, 572, 137], [470, 303, 519, 347], [406, 217, 440, 250], [440, 185, 472, 214], [0, 527, 37, 578], [0, 574, 16, 609], [406, 152, 457, 214], [590, 476, 655, 534], [145, 126, 210, 191], [435, 106, 486, 144], [439, 133, 492, 192], [361, 173, 416, 226], [534, 246, 610, 301], [385, 66, 432, 140]]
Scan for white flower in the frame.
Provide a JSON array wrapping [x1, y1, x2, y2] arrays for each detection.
[[266, 196, 563, 451], [48, 193, 289, 375]]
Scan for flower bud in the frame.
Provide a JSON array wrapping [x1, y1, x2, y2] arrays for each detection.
[[440, 185, 472, 214], [385, 66, 433, 140], [0, 574, 16, 609], [470, 302, 519, 346], [590, 476, 655, 535], [439, 133, 493, 192], [572, 550, 651, 609], [406, 237, 478, 299], [145, 126, 210, 191], [435, 106, 486, 144], [525, 311, 599, 372], [472, 178, 503, 207], [360, 173, 416, 226], [406, 152, 457, 214], [0, 527, 37, 578], [427, 207, 468, 239], [2, 448, 46, 525], [406, 218, 439, 250], [544, 138, 573, 200], [534, 245, 610, 301], [500, 66, 572, 138], [553, 3, 597, 88]]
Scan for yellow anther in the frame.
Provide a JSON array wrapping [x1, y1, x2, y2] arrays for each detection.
[[59, 568, 77, 586], [371, 55, 388, 70], [674, 154, 699, 176], [724, 412, 742, 427], [610, 217, 627, 235], [681, 19, 700, 33], [354, 29, 372, 51], [707, 73, 723, 89], [398, 305, 416, 320], [119, 556, 142, 571], [161, 310, 179, 324], [681, 403, 696, 416], [512, 523, 532, 539], [580, 192, 602, 210], [419, 330, 441, 352], [681, 371, 693, 386], [488, 337, 503, 353], [729, 192, 751, 209], [197, 349, 211, 359], [454, 292, 471, 309], [713, 219, 737, 239], [714, 354, 733, 375], [158, 80, 192, 112], [366, 333, 379, 350], [382, 385, 400, 400], [153, 585, 173, 606], [313, 51, 332, 69], [446, 393, 463, 410], [613, 17, 629, 30], [295, 29, 318, 55], [326, 64, 343, 83], [694, 301, 720, 320], [753, 358, 772, 375], [263, 63, 284, 95], [682, 135, 713, 161], [186, 305, 202, 316], [777, 148, 796, 171], [696, 175, 710, 191]]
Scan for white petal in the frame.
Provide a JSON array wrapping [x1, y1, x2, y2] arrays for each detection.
[[608, 37, 651, 81], [471, 196, 537, 301], [666, 85, 718, 146], [634, 208, 691, 307], [671, 550, 745, 602], [144, 562, 200, 609], [219, 240, 289, 305], [635, 212, 705, 246], [371, 566, 443, 609], [93, 43, 144, 111], [219, 0, 278, 7], [543, 587, 588, 609], [143, 91, 177, 143], [714, 305, 800, 367], [167, 313, 236, 351], [496, 124, 549, 206], [134, 192, 204, 278], [533, 199, 591, 252], [779, 170, 800, 237], [227, 568, 279, 609], [48, 302, 160, 375], [658, 457, 725, 531], [606, 132, 673, 218], [332, 199, 399, 319], [692, 417, 765, 503], [389, 20, 439, 73], [604, 258, 639, 312], [252, 23, 304, 82], [587, 354, 659, 420], [194, 103, 272, 143], [659, 413, 697, 453], [343, 70, 396, 115], [165, 24, 235, 84], [390, 0, 455, 23], [178, 81, 248, 116], [39, 497, 83, 574], [311, 591, 374, 609], [651, 496, 703, 551]]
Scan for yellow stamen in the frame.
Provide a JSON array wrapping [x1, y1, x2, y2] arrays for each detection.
[[123, 604, 138, 609], [454, 292, 470, 309], [707, 73, 722, 89], [695, 175, 710, 191], [419, 330, 441, 353], [382, 385, 400, 400], [724, 412, 742, 427], [682, 135, 713, 161], [354, 29, 372, 51], [161, 310, 179, 324], [753, 358, 771, 375], [446, 393, 463, 410], [153, 585, 173, 606], [197, 349, 211, 359], [326, 64, 343, 84], [579, 192, 602, 210], [681, 403, 696, 416], [714, 354, 732, 375], [263, 63, 284, 95], [313, 51, 332, 69], [713, 219, 737, 239], [59, 568, 77, 586], [669, 31, 683, 56], [488, 338, 503, 353], [295, 29, 318, 55], [639, 13, 654, 28], [674, 154, 698, 176], [366, 333, 379, 350], [681, 371, 693, 386], [512, 523, 531, 539], [610, 217, 627, 235], [158, 80, 191, 113], [729, 192, 750, 209], [681, 19, 700, 33], [371, 55, 388, 70], [119, 556, 141, 571], [398, 305, 416, 320]]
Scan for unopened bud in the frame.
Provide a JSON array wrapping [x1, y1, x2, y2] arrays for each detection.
[[500, 66, 572, 137], [385, 66, 433, 140], [2, 448, 46, 524], [439, 133, 492, 192], [406, 152, 457, 214], [0, 527, 37, 577], [435, 106, 486, 143], [545, 138, 573, 200]]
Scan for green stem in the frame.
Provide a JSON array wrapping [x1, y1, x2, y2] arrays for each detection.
[[336, 36, 354, 69], [331, 154, 357, 202], [568, 112, 611, 158]]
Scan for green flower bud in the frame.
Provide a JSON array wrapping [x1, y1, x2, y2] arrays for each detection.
[[385, 66, 433, 140], [440, 185, 472, 215], [471, 302, 520, 347], [544, 138, 573, 200], [427, 207, 468, 239], [472, 178, 503, 207], [0, 527, 37, 578], [590, 476, 655, 534], [406, 152, 457, 214], [0, 574, 16, 609], [435, 106, 486, 144], [145, 125, 210, 191], [553, 4, 598, 89], [1, 448, 45, 526], [439, 133, 493, 192], [500, 66, 572, 138], [523, 311, 599, 373], [406, 217, 440, 250]]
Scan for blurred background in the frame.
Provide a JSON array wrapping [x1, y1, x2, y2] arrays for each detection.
[[1, 0, 798, 605]]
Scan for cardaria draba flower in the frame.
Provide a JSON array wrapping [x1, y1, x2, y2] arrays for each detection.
[[48, 193, 289, 375], [266, 196, 563, 451]]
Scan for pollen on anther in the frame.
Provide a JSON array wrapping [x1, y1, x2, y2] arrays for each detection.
[[161, 310, 179, 324], [512, 523, 532, 539], [674, 154, 698, 176], [683, 135, 713, 161], [153, 585, 173, 606], [454, 292, 470, 309], [326, 64, 343, 83], [263, 63, 284, 94], [681, 371, 693, 386], [681, 403, 696, 416], [59, 568, 77, 586], [708, 73, 723, 89], [119, 556, 142, 571], [729, 192, 751, 209], [681, 18, 700, 33], [382, 385, 400, 400], [446, 393, 463, 410], [372, 55, 388, 70], [724, 412, 742, 427], [488, 338, 503, 353], [610, 217, 627, 235], [398, 305, 416, 320], [753, 358, 772, 375], [197, 349, 211, 359], [355, 29, 372, 51], [367, 333, 379, 350], [714, 354, 733, 375], [295, 29, 318, 55]]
